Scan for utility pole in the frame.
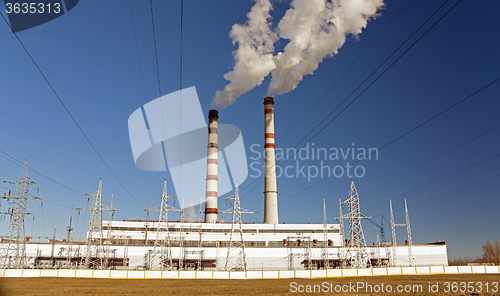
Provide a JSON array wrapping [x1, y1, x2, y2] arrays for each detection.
[[104, 194, 114, 268], [50, 226, 56, 267], [0, 160, 39, 268], [66, 216, 73, 267], [375, 234, 381, 267]]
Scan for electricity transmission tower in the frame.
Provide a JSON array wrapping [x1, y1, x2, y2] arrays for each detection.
[[341, 181, 371, 268], [77, 179, 114, 269], [322, 199, 330, 269], [222, 183, 254, 271], [0, 160, 39, 268], [389, 199, 415, 266], [405, 200, 415, 266], [336, 198, 345, 267], [389, 199, 397, 266], [145, 179, 179, 270]]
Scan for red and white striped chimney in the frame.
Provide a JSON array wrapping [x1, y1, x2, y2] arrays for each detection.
[[264, 97, 279, 224], [205, 109, 219, 223]]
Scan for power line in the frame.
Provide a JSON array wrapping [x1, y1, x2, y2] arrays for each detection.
[[278, 0, 413, 144], [150, 0, 162, 96], [252, 77, 500, 212], [0, 107, 97, 178], [409, 173, 500, 207], [0, 151, 86, 197], [365, 150, 500, 212], [362, 122, 500, 198], [128, 0, 149, 101], [241, 0, 458, 197], [358, 95, 499, 181], [179, 0, 184, 203], [0, 11, 145, 210]]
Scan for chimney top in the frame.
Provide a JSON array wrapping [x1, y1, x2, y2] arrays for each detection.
[[264, 97, 274, 105], [208, 109, 219, 118]]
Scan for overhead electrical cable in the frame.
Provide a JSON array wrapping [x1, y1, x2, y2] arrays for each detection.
[[382, 172, 500, 215], [0, 107, 97, 178], [365, 150, 500, 213], [362, 122, 500, 198], [128, 0, 149, 101], [359, 95, 499, 178], [150, 0, 162, 96], [0, 11, 145, 210], [252, 77, 500, 212], [241, 0, 456, 195], [179, 0, 184, 203], [279, 0, 413, 144], [0, 150, 86, 197]]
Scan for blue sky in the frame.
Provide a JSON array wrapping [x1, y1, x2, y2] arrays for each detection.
[[0, 0, 499, 261]]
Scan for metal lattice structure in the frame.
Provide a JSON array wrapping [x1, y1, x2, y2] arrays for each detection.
[[104, 194, 115, 269], [389, 199, 415, 266], [336, 198, 345, 267], [145, 179, 179, 270], [322, 199, 330, 269], [342, 181, 371, 268], [389, 199, 397, 267], [222, 183, 253, 271], [65, 216, 74, 268], [78, 179, 114, 269], [178, 208, 185, 270], [0, 160, 38, 268], [375, 234, 381, 267], [286, 236, 312, 270], [405, 199, 415, 266]]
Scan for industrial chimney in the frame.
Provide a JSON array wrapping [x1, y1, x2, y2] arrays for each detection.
[[205, 109, 219, 223], [264, 97, 279, 224]]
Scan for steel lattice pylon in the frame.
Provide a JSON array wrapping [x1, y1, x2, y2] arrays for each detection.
[[145, 179, 180, 270], [336, 198, 345, 267], [342, 181, 371, 268], [322, 199, 331, 269], [222, 183, 253, 271], [389, 199, 415, 266], [0, 160, 38, 268], [405, 200, 415, 266], [78, 179, 114, 269], [389, 199, 397, 267]]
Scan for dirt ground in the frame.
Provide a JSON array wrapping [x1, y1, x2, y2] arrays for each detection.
[[0, 274, 499, 295]]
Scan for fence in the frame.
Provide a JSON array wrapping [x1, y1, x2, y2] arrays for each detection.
[[1, 265, 499, 279]]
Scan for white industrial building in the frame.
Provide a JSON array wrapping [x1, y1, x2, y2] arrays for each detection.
[[19, 220, 448, 270]]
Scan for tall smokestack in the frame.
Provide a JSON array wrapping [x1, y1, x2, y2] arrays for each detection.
[[264, 97, 279, 224], [205, 109, 219, 223]]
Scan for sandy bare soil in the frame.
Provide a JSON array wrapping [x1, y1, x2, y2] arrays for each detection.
[[0, 274, 499, 295]]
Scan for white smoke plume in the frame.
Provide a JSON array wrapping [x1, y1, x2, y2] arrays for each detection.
[[269, 0, 384, 95], [212, 0, 277, 109], [183, 202, 198, 222], [213, 0, 384, 107]]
